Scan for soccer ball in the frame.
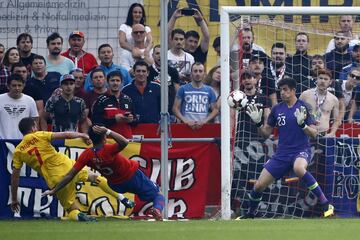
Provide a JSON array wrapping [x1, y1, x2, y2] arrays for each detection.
[[227, 90, 248, 110]]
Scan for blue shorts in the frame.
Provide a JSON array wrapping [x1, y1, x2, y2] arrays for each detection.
[[108, 169, 160, 202], [263, 149, 311, 180]]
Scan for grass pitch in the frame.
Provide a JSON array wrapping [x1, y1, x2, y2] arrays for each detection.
[[0, 218, 359, 240]]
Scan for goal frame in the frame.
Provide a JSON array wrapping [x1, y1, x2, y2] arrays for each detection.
[[220, 6, 360, 220]]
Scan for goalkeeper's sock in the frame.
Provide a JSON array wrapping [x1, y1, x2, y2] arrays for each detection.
[[248, 190, 262, 214], [153, 193, 165, 211], [301, 171, 328, 204], [94, 176, 119, 198]]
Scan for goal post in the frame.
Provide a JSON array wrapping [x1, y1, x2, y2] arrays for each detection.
[[220, 6, 360, 220]]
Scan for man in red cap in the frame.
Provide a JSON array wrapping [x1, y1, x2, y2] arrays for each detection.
[[62, 31, 98, 74]]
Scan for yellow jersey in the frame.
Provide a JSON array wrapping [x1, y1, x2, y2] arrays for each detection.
[[12, 131, 74, 188]]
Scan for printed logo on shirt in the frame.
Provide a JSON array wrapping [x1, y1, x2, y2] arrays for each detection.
[[3, 105, 26, 118], [184, 94, 209, 114]]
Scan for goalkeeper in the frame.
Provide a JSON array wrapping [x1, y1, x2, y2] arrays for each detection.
[[241, 78, 334, 219]]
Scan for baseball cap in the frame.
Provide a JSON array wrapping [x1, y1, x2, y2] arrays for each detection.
[[249, 54, 264, 63], [69, 31, 85, 39], [60, 74, 75, 84], [352, 44, 360, 52]]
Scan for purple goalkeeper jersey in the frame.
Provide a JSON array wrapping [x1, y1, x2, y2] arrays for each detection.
[[267, 99, 315, 154]]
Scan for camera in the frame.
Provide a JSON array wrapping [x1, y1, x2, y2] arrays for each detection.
[[181, 8, 195, 16]]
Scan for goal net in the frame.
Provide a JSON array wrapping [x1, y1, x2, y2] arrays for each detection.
[[221, 7, 360, 219]]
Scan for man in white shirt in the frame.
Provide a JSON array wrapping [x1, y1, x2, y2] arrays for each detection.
[[168, 29, 195, 84], [0, 74, 38, 139]]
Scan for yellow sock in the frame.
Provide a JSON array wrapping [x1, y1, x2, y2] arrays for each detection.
[[95, 176, 119, 199], [68, 209, 80, 221]]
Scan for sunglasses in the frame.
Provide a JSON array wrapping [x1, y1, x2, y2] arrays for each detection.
[[133, 31, 145, 35], [350, 73, 360, 80]]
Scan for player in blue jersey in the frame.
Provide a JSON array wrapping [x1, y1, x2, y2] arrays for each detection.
[[240, 77, 334, 219]]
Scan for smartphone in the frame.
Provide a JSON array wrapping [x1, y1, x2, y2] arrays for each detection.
[[181, 8, 195, 16]]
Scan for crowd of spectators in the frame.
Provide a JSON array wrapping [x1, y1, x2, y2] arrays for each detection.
[[0, 4, 359, 139]]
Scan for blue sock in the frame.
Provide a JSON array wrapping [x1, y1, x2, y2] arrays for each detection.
[[153, 193, 165, 211], [301, 171, 328, 205], [248, 190, 262, 213]]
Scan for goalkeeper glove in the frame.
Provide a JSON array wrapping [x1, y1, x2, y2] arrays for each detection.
[[294, 106, 307, 129], [121, 198, 135, 208], [246, 104, 263, 127]]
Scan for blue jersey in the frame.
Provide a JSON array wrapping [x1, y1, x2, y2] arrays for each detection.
[[267, 99, 315, 154]]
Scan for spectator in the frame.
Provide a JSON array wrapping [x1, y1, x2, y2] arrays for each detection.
[[61, 31, 98, 74], [118, 3, 152, 54], [0, 74, 38, 139], [343, 68, 360, 123], [238, 70, 271, 140], [92, 71, 135, 139], [84, 44, 132, 92], [300, 69, 340, 137], [203, 65, 221, 123], [248, 55, 276, 106], [45, 32, 75, 75], [168, 29, 195, 84], [122, 60, 161, 124], [173, 62, 218, 129], [84, 68, 108, 119], [120, 24, 153, 71], [16, 33, 38, 72], [324, 31, 352, 80], [1, 47, 20, 94], [11, 62, 44, 118], [168, 8, 210, 64], [148, 44, 180, 122], [326, 15, 360, 53], [340, 44, 360, 81], [264, 42, 293, 103], [71, 68, 86, 99], [212, 36, 221, 65], [0, 43, 4, 63], [41, 74, 87, 132], [286, 32, 312, 92], [27, 55, 61, 104]]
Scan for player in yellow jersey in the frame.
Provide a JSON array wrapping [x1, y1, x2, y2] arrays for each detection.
[[10, 117, 134, 221]]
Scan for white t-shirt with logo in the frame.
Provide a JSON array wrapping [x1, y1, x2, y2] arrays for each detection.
[[167, 50, 195, 78], [0, 93, 38, 139]]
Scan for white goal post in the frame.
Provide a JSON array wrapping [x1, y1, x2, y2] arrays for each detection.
[[220, 6, 360, 220]]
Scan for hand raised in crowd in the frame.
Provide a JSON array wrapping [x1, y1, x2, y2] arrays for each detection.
[[173, 8, 182, 18], [192, 8, 203, 22]]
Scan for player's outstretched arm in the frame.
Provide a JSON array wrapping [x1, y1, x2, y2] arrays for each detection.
[[51, 132, 91, 144], [42, 168, 79, 197], [10, 168, 21, 213]]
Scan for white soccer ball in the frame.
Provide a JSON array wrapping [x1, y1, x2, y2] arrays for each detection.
[[227, 90, 248, 110]]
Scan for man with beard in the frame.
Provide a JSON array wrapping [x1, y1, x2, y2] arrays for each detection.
[[45, 32, 75, 75], [168, 29, 195, 84], [340, 44, 360, 81], [231, 71, 270, 212], [168, 8, 210, 64], [326, 15, 360, 53], [300, 69, 340, 137], [286, 32, 312, 93], [149, 45, 180, 122], [16, 33, 39, 72], [264, 42, 293, 104], [173, 62, 218, 129], [325, 31, 352, 81], [248, 55, 276, 106], [61, 31, 98, 74]]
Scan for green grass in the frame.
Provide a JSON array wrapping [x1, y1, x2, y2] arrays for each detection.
[[0, 218, 359, 240]]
